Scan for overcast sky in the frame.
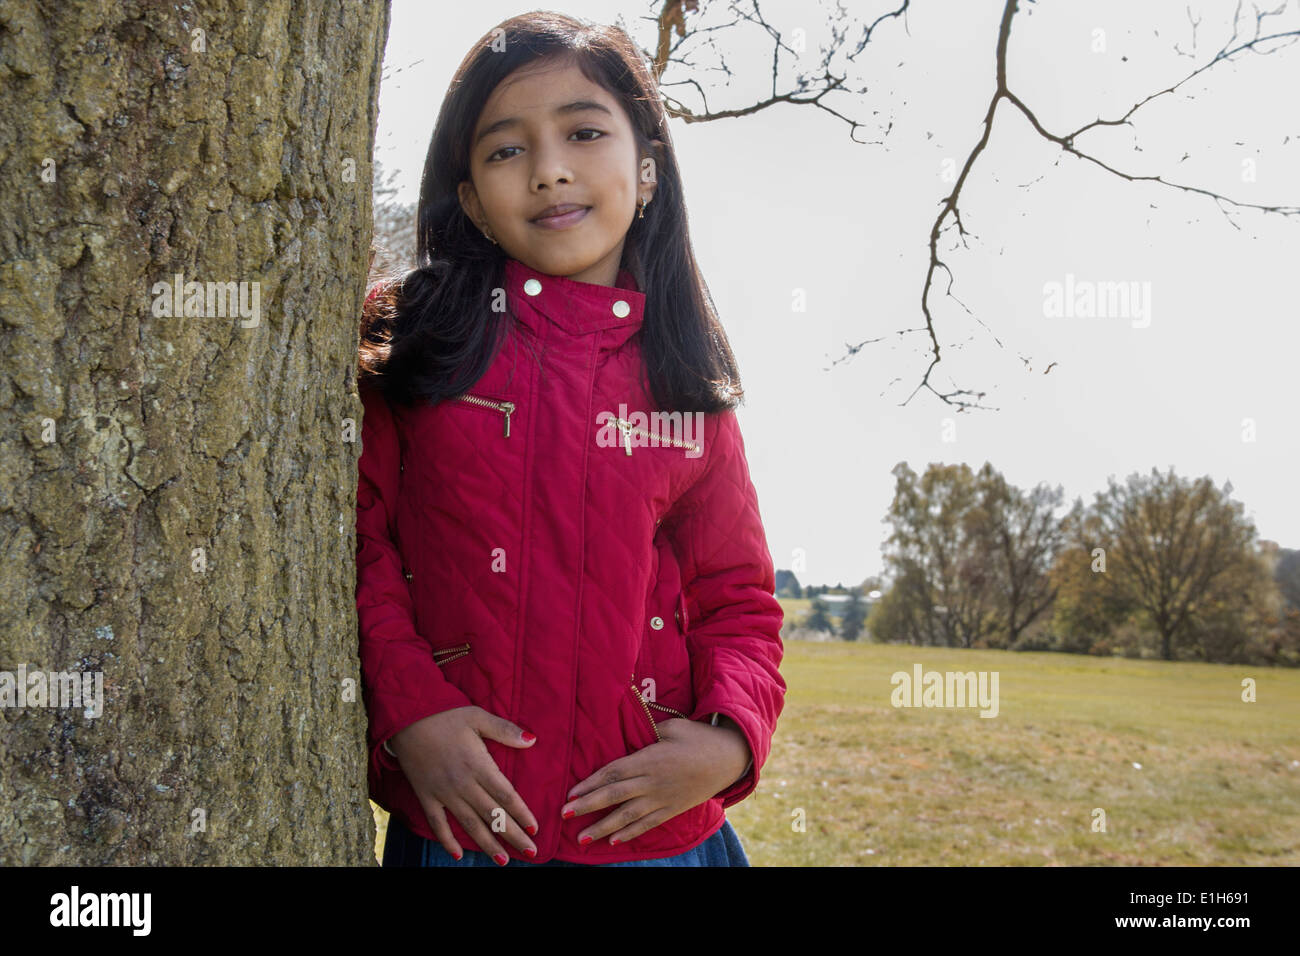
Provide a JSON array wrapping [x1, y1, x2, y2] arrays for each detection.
[[375, 0, 1299, 588]]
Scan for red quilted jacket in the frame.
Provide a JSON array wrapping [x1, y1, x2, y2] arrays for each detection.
[[356, 256, 785, 863]]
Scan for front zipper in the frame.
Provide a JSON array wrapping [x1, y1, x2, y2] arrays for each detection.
[[433, 642, 471, 665], [646, 698, 688, 719], [630, 682, 662, 742], [454, 393, 515, 438], [630, 680, 690, 741], [609, 417, 700, 457]]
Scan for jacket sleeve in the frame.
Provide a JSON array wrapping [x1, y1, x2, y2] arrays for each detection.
[[660, 408, 785, 807], [356, 383, 473, 777]]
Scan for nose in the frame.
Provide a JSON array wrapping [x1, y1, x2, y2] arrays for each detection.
[[529, 138, 574, 192]]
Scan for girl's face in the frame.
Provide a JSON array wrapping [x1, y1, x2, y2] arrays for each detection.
[[458, 58, 654, 287]]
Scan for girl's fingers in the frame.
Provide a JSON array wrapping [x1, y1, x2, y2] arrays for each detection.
[[561, 773, 648, 819], [576, 795, 660, 845], [566, 752, 644, 801], [465, 778, 537, 859], [446, 792, 512, 865], [478, 761, 540, 842], [422, 801, 464, 861], [604, 805, 676, 847]]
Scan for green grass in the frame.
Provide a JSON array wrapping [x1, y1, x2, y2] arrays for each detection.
[[728, 642, 1300, 865], [372, 643, 1300, 865]]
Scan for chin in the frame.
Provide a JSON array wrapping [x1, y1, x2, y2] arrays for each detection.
[[527, 249, 603, 277]]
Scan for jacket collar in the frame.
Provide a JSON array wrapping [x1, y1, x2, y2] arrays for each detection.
[[504, 257, 645, 338]]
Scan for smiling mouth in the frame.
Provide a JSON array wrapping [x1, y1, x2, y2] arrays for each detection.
[[530, 206, 592, 228]]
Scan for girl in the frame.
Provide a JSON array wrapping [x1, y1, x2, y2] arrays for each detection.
[[356, 10, 785, 867]]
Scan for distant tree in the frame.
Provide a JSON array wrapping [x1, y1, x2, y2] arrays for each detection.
[[1182, 546, 1279, 663], [1048, 512, 1137, 654], [860, 575, 885, 595], [1260, 606, 1300, 667], [805, 598, 834, 634], [774, 568, 803, 599], [883, 462, 1001, 648], [975, 464, 1067, 648], [840, 590, 867, 642], [869, 563, 931, 646], [1071, 468, 1268, 661], [370, 158, 416, 280], [1276, 548, 1300, 611]]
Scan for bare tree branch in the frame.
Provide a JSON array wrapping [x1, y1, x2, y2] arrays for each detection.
[[647, 0, 902, 146], [839, 0, 1299, 410], [648, 0, 1298, 411]]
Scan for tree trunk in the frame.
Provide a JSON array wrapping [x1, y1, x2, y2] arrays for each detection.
[[0, 0, 389, 864]]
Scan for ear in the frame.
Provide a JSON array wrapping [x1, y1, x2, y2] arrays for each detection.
[[458, 180, 486, 231], [637, 150, 661, 206]]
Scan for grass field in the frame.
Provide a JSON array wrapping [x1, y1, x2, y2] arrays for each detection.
[[373, 641, 1300, 865], [728, 641, 1300, 865]]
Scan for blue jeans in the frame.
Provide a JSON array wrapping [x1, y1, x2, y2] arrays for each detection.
[[382, 813, 750, 867]]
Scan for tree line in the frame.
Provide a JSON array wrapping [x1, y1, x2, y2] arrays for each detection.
[[792, 463, 1298, 666]]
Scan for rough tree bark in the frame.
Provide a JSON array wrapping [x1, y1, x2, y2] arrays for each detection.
[[0, 0, 389, 864]]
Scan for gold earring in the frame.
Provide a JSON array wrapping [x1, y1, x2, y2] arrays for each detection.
[[483, 228, 498, 245], [638, 197, 648, 219]]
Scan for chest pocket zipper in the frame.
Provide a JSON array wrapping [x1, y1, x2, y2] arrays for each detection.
[[454, 393, 515, 438], [433, 642, 471, 665], [609, 417, 700, 457]]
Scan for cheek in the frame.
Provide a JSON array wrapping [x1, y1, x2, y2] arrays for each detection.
[[594, 188, 636, 228], [475, 170, 523, 217]]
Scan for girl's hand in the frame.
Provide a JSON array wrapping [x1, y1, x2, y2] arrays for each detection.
[[559, 717, 751, 846], [388, 706, 540, 863]]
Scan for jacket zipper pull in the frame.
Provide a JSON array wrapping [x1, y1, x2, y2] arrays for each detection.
[[501, 401, 514, 439], [618, 419, 633, 456]]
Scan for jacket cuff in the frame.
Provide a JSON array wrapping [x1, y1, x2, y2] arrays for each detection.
[[707, 712, 754, 780], [375, 739, 400, 773], [367, 666, 474, 775], [698, 709, 759, 805]]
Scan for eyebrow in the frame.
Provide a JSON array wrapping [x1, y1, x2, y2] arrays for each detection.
[[474, 100, 614, 148]]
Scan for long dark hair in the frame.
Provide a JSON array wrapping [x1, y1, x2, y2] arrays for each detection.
[[358, 11, 744, 414]]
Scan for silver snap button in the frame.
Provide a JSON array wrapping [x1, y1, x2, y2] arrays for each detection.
[[403, 571, 412, 582], [612, 299, 630, 318], [674, 608, 680, 626], [650, 616, 664, 630], [524, 278, 542, 296]]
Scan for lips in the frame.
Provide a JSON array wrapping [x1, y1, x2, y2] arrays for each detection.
[[530, 204, 592, 230], [531, 202, 589, 222]]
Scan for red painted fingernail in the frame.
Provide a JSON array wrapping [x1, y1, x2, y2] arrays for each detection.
[[520, 731, 536, 742], [452, 850, 463, 861], [493, 852, 508, 866], [525, 823, 537, 836], [579, 834, 592, 845], [609, 837, 620, 846], [562, 808, 575, 820], [523, 847, 536, 859]]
